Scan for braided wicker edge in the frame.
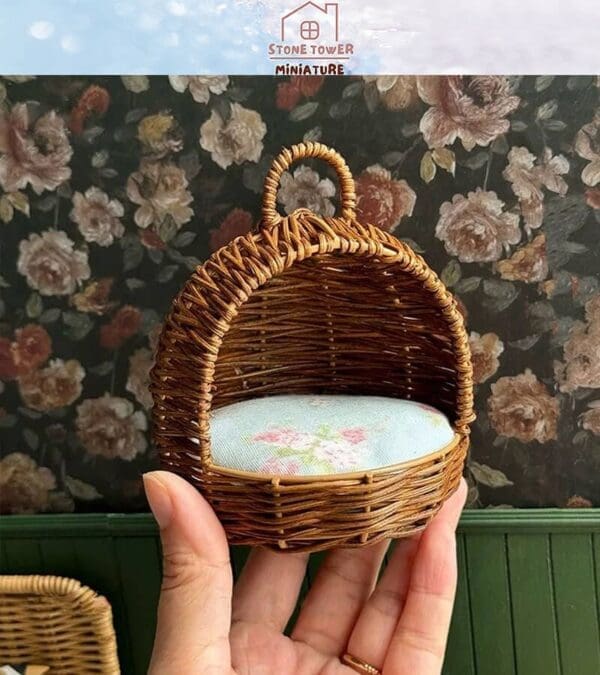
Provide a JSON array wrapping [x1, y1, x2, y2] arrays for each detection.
[[186, 435, 468, 552], [0, 575, 120, 674]]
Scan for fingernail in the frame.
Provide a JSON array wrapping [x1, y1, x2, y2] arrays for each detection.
[[143, 472, 172, 530]]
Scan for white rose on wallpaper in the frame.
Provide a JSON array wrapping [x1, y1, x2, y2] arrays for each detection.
[[168, 75, 229, 103], [0, 452, 72, 515], [469, 332, 504, 384], [0, 103, 72, 194], [555, 295, 600, 393], [362, 75, 419, 111], [581, 401, 600, 436], [503, 146, 569, 228], [70, 187, 125, 247], [417, 76, 520, 151], [121, 75, 150, 93], [199, 103, 266, 169], [495, 234, 548, 283], [76, 394, 147, 461], [17, 230, 91, 296], [126, 159, 193, 232], [126, 347, 154, 409], [436, 189, 521, 263], [277, 165, 335, 217], [575, 113, 600, 187], [18, 358, 85, 411], [488, 369, 560, 443]]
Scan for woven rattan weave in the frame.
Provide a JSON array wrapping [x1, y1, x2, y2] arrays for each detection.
[[0, 575, 119, 674], [151, 142, 474, 553]]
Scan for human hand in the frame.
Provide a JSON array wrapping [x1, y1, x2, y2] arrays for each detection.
[[143, 471, 467, 675]]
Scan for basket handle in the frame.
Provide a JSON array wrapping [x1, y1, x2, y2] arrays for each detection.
[[261, 142, 357, 227]]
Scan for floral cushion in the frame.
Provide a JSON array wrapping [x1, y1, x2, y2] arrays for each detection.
[[210, 395, 455, 476]]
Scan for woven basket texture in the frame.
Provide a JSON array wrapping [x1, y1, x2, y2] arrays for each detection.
[[151, 142, 474, 552], [0, 575, 120, 674]]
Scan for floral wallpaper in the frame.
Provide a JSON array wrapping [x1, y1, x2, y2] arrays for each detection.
[[0, 75, 599, 514]]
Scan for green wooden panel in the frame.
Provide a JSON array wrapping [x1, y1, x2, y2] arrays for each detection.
[[39, 537, 80, 578], [465, 534, 515, 675], [0, 538, 6, 571], [2, 510, 600, 675], [595, 535, 600, 639], [552, 534, 600, 675], [443, 534, 476, 675], [74, 537, 135, 675], [231, 545, 250, 579], [3, 538, 43, 574], [114, 536, 161, 675], [507, 534, 560, 675], [306, 550, 326, 588]]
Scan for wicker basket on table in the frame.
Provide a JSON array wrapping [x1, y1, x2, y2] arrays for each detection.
[[0, 575, 119, 674], [150, 141, 475, 553]]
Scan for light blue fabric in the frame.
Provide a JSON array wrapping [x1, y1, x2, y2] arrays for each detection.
[[210, 394, 455, 476]]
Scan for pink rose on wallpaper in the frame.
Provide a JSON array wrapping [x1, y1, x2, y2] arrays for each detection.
[[260, 457, 301, 476], [355, 164, 416, 232]]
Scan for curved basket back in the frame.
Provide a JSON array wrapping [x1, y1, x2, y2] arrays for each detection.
[[151, 143, 474, 475], [0, 575, 119, 674]]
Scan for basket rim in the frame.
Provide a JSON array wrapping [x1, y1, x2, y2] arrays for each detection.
[[200, 430, 464, 484]]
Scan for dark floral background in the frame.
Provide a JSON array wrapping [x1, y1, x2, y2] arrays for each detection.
[[0, 75, 599, 514]]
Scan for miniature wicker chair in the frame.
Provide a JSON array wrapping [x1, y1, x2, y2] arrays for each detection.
[[0, 575, 119, 674], [151, 142, 474, 553]]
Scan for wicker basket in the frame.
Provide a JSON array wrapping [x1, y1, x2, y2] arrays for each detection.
[[151, 142, 475, 553], [0, 575, 119, 674]]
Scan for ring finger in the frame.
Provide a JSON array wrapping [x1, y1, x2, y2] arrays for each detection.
[[344, 534, 421, 671]]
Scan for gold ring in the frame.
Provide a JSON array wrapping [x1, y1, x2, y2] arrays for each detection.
[[341, 652, 381, 675]]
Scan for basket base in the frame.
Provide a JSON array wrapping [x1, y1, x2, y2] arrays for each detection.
[[165, 434, 468, 553]]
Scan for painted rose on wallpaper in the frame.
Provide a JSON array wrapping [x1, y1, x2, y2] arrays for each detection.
[[0, 103, 72, 194], [17, 231, 90, 296], [0, 75, 598, 512], [277, 165, 336, 216], [417, 76, 520, 151], [70, 187, 125, 246], [355, 165, 416, 232], [435, 189, 520, 263]]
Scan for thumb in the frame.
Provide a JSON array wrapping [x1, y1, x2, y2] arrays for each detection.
[[144, 471, 233, 675]]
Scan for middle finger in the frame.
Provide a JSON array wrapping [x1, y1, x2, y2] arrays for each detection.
[[292, 539, 389, 655]]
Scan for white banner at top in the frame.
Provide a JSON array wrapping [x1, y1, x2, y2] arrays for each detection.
[[1, 0, 599, 74]]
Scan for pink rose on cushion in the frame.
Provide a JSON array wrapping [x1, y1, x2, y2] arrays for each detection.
[[253, 428, 313, 450], [260, 457, 301, 475], [340, 427, 367, 445], [314, 440, 362, 471], [253, 429, 289, 443]]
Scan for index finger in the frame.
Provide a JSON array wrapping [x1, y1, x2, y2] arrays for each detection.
[[383, 479, 467, 675], [144, 471, 233, 675]]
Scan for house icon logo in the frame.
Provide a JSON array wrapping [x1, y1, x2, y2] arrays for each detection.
[[269, 1, 351, 75], [281, 2, 339, 42]]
